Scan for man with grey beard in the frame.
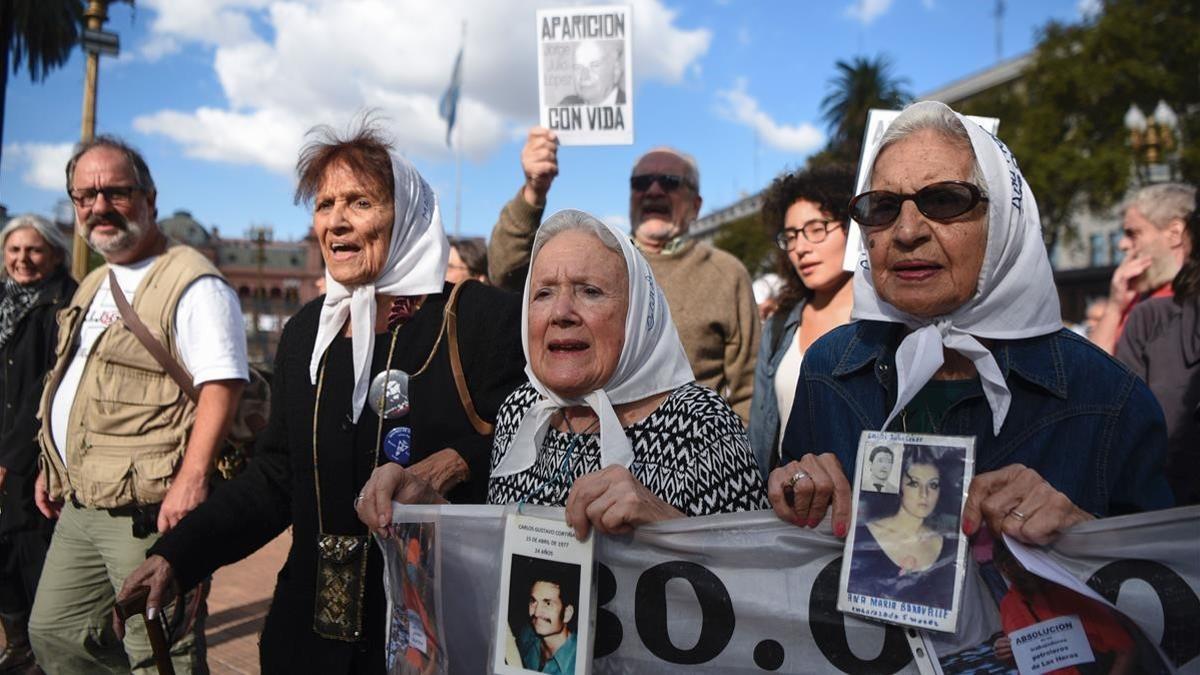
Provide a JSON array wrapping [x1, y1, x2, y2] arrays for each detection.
[[1090, 182, 1195, 354], [28, 136, 247, 674]]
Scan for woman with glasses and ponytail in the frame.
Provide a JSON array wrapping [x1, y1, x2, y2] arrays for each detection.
[[748, 165, 856, 478], [767, 101, 1172, 546]]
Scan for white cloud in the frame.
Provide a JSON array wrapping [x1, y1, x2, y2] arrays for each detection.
[[131, 0, 711, 172], [714, 79, 824, 154], [1077, 0, 1102, 19], [5, 142, 74, 191], [844, 0, 894, 25]]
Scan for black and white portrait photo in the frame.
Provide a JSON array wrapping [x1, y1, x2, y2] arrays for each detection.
[[860, 443, 901, 494]]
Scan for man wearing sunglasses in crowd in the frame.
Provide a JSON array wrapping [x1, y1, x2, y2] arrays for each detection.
[[487, 127, 760, 423]]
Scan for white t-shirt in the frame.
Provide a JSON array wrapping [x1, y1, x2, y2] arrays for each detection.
[[50, 256, 249, 464], [773, 327, 804, 454]]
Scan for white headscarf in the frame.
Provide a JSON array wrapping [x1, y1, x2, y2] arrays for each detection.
[[491, 210, 694, 477], [851, 101, 1062, 435], [308, 152, 449, 422]]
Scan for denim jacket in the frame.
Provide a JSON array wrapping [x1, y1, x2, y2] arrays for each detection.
[[781, 320, 1174, 517], [748, 301, 803, 478]]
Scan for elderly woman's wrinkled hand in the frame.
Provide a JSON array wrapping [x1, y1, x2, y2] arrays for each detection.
[[355, 463, 446, 537], [767, 453, 852, 537], [564, 465, 684, 541], [113, 554, 177, 640], [962, 464, 1093, 545]]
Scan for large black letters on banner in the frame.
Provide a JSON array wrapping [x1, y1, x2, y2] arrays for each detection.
[[808, 557, 912, 674], [595, 563, 623, 658], [1087, 559, 1200, 667], [634, 561, 736, 664]]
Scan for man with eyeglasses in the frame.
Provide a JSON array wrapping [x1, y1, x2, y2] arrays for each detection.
[[488, 128, 759, 423], [27, 136, 247, 673]]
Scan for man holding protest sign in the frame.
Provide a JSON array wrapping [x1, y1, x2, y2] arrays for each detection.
[[487, 128, 760, 423]]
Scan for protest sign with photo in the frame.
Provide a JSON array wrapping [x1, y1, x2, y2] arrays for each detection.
[[380, 504, 1200, 674], [381, 520, 447, 675], [839, 431, 975, 633], [536, 5, 633, 145], [841, 109, 1000, 273], [492, 512, 595, 675]]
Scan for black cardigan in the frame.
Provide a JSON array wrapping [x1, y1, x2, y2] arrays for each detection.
[[0, 269, 76, 536], [151, 281, 525, 673]]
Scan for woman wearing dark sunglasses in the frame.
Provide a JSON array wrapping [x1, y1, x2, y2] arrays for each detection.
[[747, 165, 856, 478], [767, 101, 1172, 545]]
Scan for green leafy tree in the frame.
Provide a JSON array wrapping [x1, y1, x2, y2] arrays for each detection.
[[0, 0, 85, 178], [958, 0, 1200, 249], [814, 55, 911, 167], [711, 212, 774, 278]]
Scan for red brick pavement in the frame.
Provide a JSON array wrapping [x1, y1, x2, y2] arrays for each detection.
[[204, 530, 291, 674]]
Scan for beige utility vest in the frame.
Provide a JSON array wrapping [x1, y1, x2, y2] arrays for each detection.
[[37, 245, 224, 508]]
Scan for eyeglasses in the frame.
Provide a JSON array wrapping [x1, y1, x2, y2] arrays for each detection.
[[848, 181, 988, 229], [68, 185, 142, 208], [775, 219, 844, 249], [630, 174, 693, 193]]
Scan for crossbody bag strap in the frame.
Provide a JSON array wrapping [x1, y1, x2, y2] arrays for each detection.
[[108, 269, 199, 403], [445, 280, 494, 436]]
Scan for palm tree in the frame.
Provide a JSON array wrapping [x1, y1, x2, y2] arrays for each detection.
[[819, 55, 911, 164], [0, 0, 85, 180]]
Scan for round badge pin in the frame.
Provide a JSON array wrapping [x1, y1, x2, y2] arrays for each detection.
[[368, 369, 410, 419], [383, 426, 413, 465]]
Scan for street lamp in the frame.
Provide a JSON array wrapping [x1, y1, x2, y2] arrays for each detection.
[[1124, 99, 1180, 185]]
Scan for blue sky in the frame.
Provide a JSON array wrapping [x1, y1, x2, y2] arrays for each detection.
[[0, 0, 1094, 243]]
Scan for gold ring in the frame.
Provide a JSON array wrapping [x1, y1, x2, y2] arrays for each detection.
[[1007, 508, 1028, 521], [787, 470, 810, 489]]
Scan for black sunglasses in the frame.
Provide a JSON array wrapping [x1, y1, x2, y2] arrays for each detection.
[[630, 173, 693, 193], [849, 181, 988, 229]]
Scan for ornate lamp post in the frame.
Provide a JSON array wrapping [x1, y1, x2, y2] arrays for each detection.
[[1124, 100, 1180, 185]]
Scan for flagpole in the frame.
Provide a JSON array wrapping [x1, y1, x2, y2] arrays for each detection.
[[455, 20, 466, 236], [455, 116, 463, 236]]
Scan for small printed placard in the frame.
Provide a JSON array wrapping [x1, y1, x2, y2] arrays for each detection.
[[493, 511, 594, 675], [839, 430, 975, 633], [1009, 614, 1096, 674]]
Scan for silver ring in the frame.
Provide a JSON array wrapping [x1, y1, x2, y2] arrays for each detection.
[[1007, 508, 1028, 521], [787, 470, 810, 489], [354, 491, 365, 508]]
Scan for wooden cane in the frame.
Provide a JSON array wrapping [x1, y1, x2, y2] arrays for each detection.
[[114, 585, 176, 675]]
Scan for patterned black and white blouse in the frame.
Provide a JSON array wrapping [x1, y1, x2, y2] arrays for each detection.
[[487, 382, 768, 514]]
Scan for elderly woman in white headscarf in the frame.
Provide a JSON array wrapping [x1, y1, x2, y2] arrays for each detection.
[[769, 101, 1172, 545], [357, 209, 767, 540], [117, 120, 526, 674]]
